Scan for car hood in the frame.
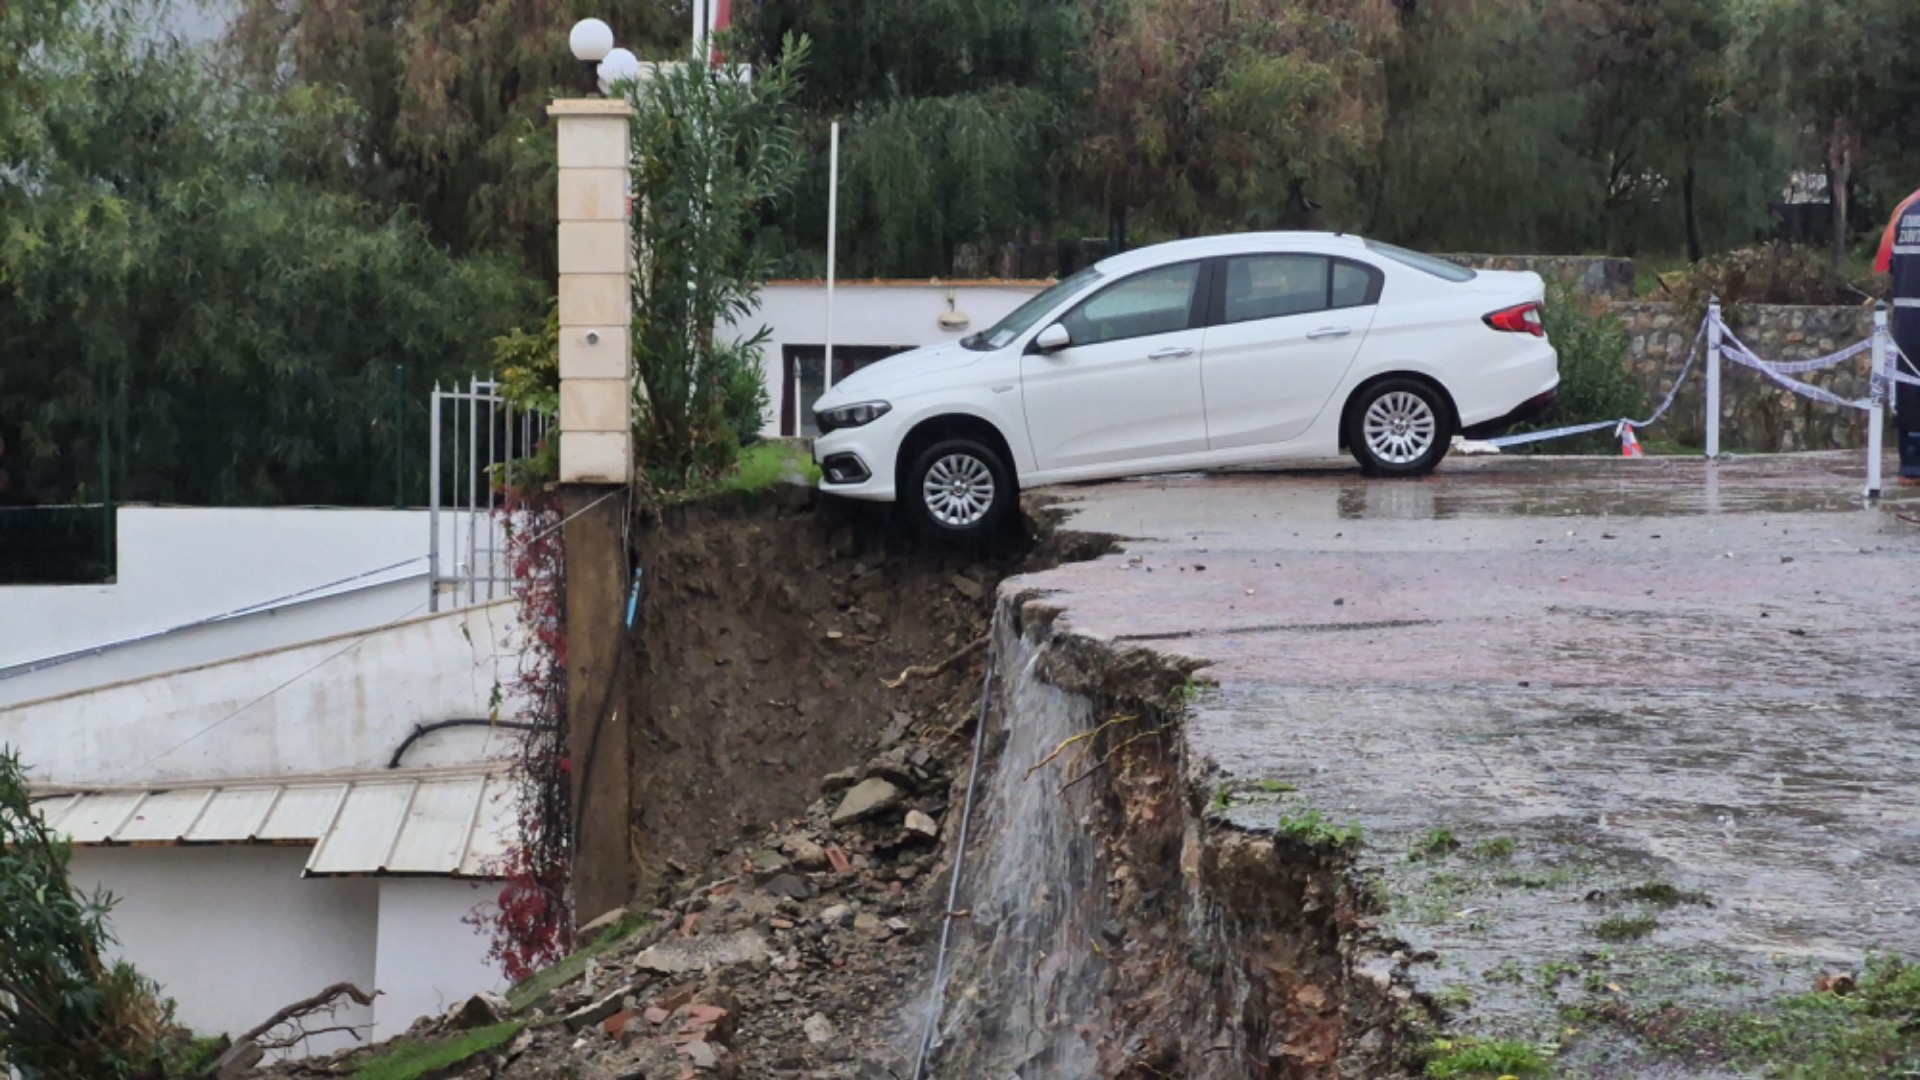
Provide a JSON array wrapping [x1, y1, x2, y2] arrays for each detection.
[[814, 340, 983, 406]]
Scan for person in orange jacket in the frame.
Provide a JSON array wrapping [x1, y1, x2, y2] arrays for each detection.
[[1875, 186, 1920, 483]]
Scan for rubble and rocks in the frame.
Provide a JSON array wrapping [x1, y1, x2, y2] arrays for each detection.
[[252, 723, 974, 1080]]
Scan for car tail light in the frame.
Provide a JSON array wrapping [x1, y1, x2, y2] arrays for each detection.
[[1483, 302, 1545, 337]]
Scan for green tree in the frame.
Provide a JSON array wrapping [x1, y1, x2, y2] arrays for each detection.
[[0, 0, 538, 506], [1078, 0, 1401, 242], [741, 0, 1088, 276], [1747, 0, 1920, 269], [626, 37, 811, 486], [226, 1, 690, 280], [0, 748, 181, 1079]]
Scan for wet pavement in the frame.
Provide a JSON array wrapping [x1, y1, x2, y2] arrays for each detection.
[[1020, 453, 1920, 1075]]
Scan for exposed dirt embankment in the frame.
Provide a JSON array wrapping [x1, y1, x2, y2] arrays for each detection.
[[622, 490, 1099, 902], [994, 598, 1436, 1079]]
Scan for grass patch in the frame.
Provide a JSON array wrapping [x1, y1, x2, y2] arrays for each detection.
[[1276, 803, 1362, 849], [1255, 778, 1295, 794], [1410, 828, 1461, 861], [1620, 881, 1710, 907], [353, 1021, 524, 1080], [1577, 955, 1920, 1079], [1424, 1036, 1549, 1078], [1592, 914, 1659, 941], [1433, 984, 1473, 1011], [722, 441, 819, 493], [1472, 837, 1516, 861], [507, 911, 649, 1011]]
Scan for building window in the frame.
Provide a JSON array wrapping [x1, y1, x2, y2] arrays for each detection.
[[781, 345, 915, 437]]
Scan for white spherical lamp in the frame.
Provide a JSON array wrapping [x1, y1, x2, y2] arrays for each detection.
[[597, 47, 642, 94], [568, 18, 615, 62]]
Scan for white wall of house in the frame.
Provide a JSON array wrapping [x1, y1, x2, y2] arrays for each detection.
[[724, 281, 1047, 437], [0, 506, 514, 706], [71, 846, 380, 1058], [0, 600, 520, 786], [374, 879, 503, 1040], [68, 847, 505, 1054], [1, 507, 430, 669]]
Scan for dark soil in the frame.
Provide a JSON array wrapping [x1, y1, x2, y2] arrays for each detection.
[[623, 488, 1085, 902]]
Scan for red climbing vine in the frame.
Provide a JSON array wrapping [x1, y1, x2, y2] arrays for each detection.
[[468, 486, 573, 982]]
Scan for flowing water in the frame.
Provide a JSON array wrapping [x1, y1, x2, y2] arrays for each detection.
[[912, 604, 1105, 1079]]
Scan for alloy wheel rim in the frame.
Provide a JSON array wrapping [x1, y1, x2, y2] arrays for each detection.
[[1362, 391, 1437, 465], [923, 453, 995, 526]]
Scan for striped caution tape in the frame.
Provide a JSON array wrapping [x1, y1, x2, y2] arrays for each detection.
[[1719, 343, 1871, 410], [1488, 322, 1707, 449], [1719, 333, 1870, 375]]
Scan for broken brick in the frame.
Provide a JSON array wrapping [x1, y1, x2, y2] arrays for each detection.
[[602, 1009, 637, 1039], [825, 846, 851, 874]]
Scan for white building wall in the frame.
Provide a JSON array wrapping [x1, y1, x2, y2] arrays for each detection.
[[0, 507, 433, 669], [725, 281, 1046, 437], [71, 846, 379, 1058], [374, 880, 504, 1041], [0, 600, 522, 786]]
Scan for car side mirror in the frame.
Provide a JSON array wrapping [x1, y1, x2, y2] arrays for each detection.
[[1034, 323, 1071, 352]]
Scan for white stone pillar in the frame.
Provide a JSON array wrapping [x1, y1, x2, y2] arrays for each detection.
[[549, 98, 635, 485]]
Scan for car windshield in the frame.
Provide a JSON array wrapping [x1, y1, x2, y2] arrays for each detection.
[[963, 266, 1104, 351], [1363, 239, 1477, 282]]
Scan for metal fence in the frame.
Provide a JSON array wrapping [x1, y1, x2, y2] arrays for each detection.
[[428, 379, 550, 611]]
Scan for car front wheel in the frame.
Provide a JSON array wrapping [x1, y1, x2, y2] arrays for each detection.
[[1346, 378, 1452, 477], [905, 437, 1014, 540]]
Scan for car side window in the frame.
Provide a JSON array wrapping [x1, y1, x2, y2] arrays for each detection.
[[1060, 262, 1203, 347], [1222, 255, 1329, 323], [1331, 260, 1381, 308], [1217, 255, 1384, 325]]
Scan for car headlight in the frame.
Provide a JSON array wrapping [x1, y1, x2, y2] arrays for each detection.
[[815, 401, 892, 434]]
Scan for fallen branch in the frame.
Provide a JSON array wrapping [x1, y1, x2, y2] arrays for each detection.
[[882, 637, 987, 689], [236, 982, 377, 1050], [1023, 716, 1136, 781]]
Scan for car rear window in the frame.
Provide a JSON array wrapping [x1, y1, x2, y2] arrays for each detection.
[[1363, 239, 1477, 282]]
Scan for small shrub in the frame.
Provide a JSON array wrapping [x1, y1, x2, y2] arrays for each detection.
[[1504, 279, 1646, 454], [0, 748, 185, 1079]]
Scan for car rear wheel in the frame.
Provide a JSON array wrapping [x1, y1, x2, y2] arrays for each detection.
[[1347, 378, 1452, 477], [905, 438, 1014, 539]]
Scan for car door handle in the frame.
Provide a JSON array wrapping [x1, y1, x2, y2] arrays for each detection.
[[1307, 326, 1353, 340], [1148, 346, 1196, 360]]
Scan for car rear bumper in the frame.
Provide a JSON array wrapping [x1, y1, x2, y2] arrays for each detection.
[[1461, 387, 1559, 438]]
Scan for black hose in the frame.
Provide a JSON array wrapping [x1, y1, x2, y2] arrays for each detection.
[[386, 718, 545, 769]]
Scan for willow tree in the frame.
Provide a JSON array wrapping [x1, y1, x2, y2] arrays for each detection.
[[1, 0, 535, 507], [226, 1, 689, 279], [741, 0, 1088, 277], [1078, 0, 1401, 243]]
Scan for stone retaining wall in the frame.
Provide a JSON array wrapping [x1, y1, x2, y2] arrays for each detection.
[[1448, 254, 1636, 299], [1612, 301, 1876, 452]]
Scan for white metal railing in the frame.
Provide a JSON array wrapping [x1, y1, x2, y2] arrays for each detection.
[[428, 379, 550, 611]]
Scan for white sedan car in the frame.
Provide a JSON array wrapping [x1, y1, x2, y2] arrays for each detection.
[[810, 232, 1559, 538]]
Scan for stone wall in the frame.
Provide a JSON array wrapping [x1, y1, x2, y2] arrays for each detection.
[[1612, 301, 1876, 452], [1448, 254, 1636, 299]]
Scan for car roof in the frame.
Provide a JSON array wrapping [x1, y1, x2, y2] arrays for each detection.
[[1093, 231, 1370, 276]]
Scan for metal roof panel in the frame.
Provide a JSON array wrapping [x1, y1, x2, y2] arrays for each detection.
[[459, 774, 516, 878], [306, 781, 414, 875], [59, 793, 148, 843], [386, 776, 487, 874], [185, 787, 283, 842], [258, 784, 347, 841], [114, 788, 214, 843]]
